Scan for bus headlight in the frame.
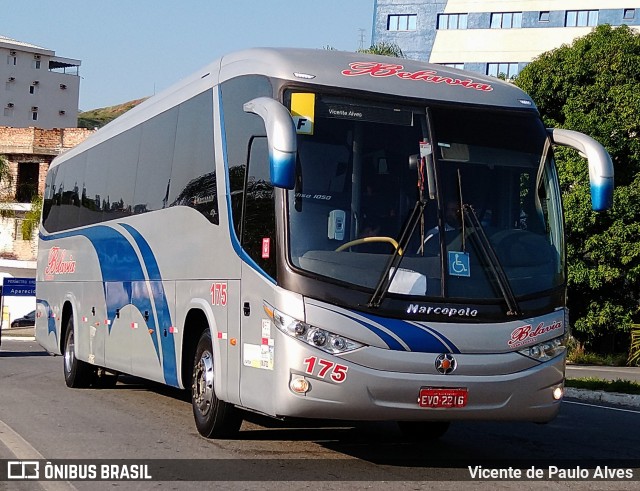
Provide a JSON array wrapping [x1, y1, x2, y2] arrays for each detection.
[[270, 307, 364, 354], [518, 336, 566, 362]]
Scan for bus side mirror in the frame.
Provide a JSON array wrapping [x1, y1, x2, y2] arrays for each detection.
[[243, 97, 297, 189], [547, 128, 614, 211]]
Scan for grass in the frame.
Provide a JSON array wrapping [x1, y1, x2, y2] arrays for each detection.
[[567, 350, 629, 366], [566, 337, 631, 366], [565, 377, 640, 395], [77, 98, 147, 129]]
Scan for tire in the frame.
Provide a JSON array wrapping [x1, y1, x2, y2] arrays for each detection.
[[397, 421, 451, 441], [191, 330, 242, 438], [63, 316, 94, 388]]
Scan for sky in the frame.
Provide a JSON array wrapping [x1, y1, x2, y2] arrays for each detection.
[[2, 0, 375, 111]]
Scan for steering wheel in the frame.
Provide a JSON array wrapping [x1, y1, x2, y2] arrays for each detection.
[[335, 236, 402, 254]]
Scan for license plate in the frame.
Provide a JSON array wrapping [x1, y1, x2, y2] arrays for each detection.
[[418, 387, 468, 408]]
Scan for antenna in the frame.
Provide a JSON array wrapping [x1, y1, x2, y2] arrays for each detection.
[[358, 28, 366, 50]]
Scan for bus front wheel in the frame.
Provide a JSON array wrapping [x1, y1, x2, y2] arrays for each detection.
[[191, 330, 242, 438], [63, 316, 94, 388]]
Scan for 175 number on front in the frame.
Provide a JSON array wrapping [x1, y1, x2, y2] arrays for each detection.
[[303, 356, 348, 383]]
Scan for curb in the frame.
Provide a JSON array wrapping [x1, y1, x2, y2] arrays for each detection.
[[565, 387, 640, 409]]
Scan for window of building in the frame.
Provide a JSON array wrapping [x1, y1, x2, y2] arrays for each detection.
[[624, 9, 636, 20], [566, 10, 598, 27], [7, 55, 17, 65], [33, 60, 41, 69], [31, 111, 38, 121], [491, 12, 523, 29], [437, 13, 468, 30], [387, 14, 417, 31], [16, 162, 40, 203], [539, 11, 550, 22], [29, 85, 35, 94], [441, 63, 464, 70], [487, 62, 520, 79]]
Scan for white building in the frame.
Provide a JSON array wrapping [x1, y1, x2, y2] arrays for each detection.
[[373, 0, 640, 78], [0, 35, 81, 129]]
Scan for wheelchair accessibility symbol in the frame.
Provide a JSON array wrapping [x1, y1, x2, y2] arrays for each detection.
[[448, 251, 470, 277]]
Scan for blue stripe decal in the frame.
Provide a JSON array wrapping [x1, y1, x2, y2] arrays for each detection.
[[36, 298, 57, 344], [358, 311, 458, 353], [346, 309, 459, 353], [120, 223, 178, 386], [338, 311, 407, 351], [41, 225, 178, 386]]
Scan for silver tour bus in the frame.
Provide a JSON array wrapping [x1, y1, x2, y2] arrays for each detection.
[[36, 48, 613, 439]]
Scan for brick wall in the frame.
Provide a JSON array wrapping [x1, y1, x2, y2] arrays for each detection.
[[0, 126, 94, 155], [0, 126, 94, 261]]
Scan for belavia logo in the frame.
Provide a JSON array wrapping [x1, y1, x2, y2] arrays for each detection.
[[341, 62, 493, 92], [508, 320, 563, 348], [45, 247, 76, 279]]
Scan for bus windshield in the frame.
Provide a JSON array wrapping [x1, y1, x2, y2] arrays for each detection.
[[286, 93, 564, 303]]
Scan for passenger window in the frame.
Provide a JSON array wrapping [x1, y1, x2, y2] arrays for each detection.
[[134, 108, 178, 213], [169, 90, 218, 224]]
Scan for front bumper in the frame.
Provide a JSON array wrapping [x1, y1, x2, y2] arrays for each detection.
[[270, 336, 565, 423]]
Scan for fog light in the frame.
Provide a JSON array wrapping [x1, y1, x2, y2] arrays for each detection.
[[553, 386, 564, 400], [290, 377, 310, 394]]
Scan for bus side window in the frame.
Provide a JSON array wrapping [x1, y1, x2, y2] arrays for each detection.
[[242, 137, 276, 280]]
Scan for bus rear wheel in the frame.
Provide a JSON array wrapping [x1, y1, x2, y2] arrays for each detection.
[[63, 316, 94, 388], [397, 421, 450, 440], [191, 330, 242, 438]]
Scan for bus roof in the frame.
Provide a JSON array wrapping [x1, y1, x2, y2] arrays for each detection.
[[218, 48, 536, 111], [55, 48, 537, 168]]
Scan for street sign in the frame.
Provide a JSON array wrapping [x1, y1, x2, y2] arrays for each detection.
[[1, 277, 36, 297]]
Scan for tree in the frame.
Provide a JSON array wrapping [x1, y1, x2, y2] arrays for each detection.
[[358, 42, 405, 58], [22, 193, 42, 240], [0, 154, 14, 219], [516, 25, 640, 353]]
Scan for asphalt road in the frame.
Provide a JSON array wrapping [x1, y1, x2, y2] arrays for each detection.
[[1, 338, 639, 490]]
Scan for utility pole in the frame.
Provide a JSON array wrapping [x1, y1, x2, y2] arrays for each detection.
[[358, 28, 366, 51]]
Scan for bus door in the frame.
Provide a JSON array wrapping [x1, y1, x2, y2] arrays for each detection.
[[239, 137, 278, 412]]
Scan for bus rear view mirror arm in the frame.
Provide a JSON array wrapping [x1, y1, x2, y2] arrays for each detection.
[[244, 97, 297, 189], [547, 128, 614, 211]]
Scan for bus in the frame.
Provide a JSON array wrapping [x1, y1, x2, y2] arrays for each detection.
[[36, 48, 613, 439]]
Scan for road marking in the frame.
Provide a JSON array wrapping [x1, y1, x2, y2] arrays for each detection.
[[0, 418, 77, 491], [564, 400, 640, 414]]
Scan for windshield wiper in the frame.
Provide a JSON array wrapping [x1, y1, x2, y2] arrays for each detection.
[[367, 199, 427, 308], [461, 203, 521, 316]]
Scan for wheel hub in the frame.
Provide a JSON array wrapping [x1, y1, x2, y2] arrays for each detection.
[[64, 330, 75, 373], [193, 350, 214, 416]]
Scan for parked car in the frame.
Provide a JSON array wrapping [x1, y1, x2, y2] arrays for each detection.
[[11, 310, 35, 328]]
